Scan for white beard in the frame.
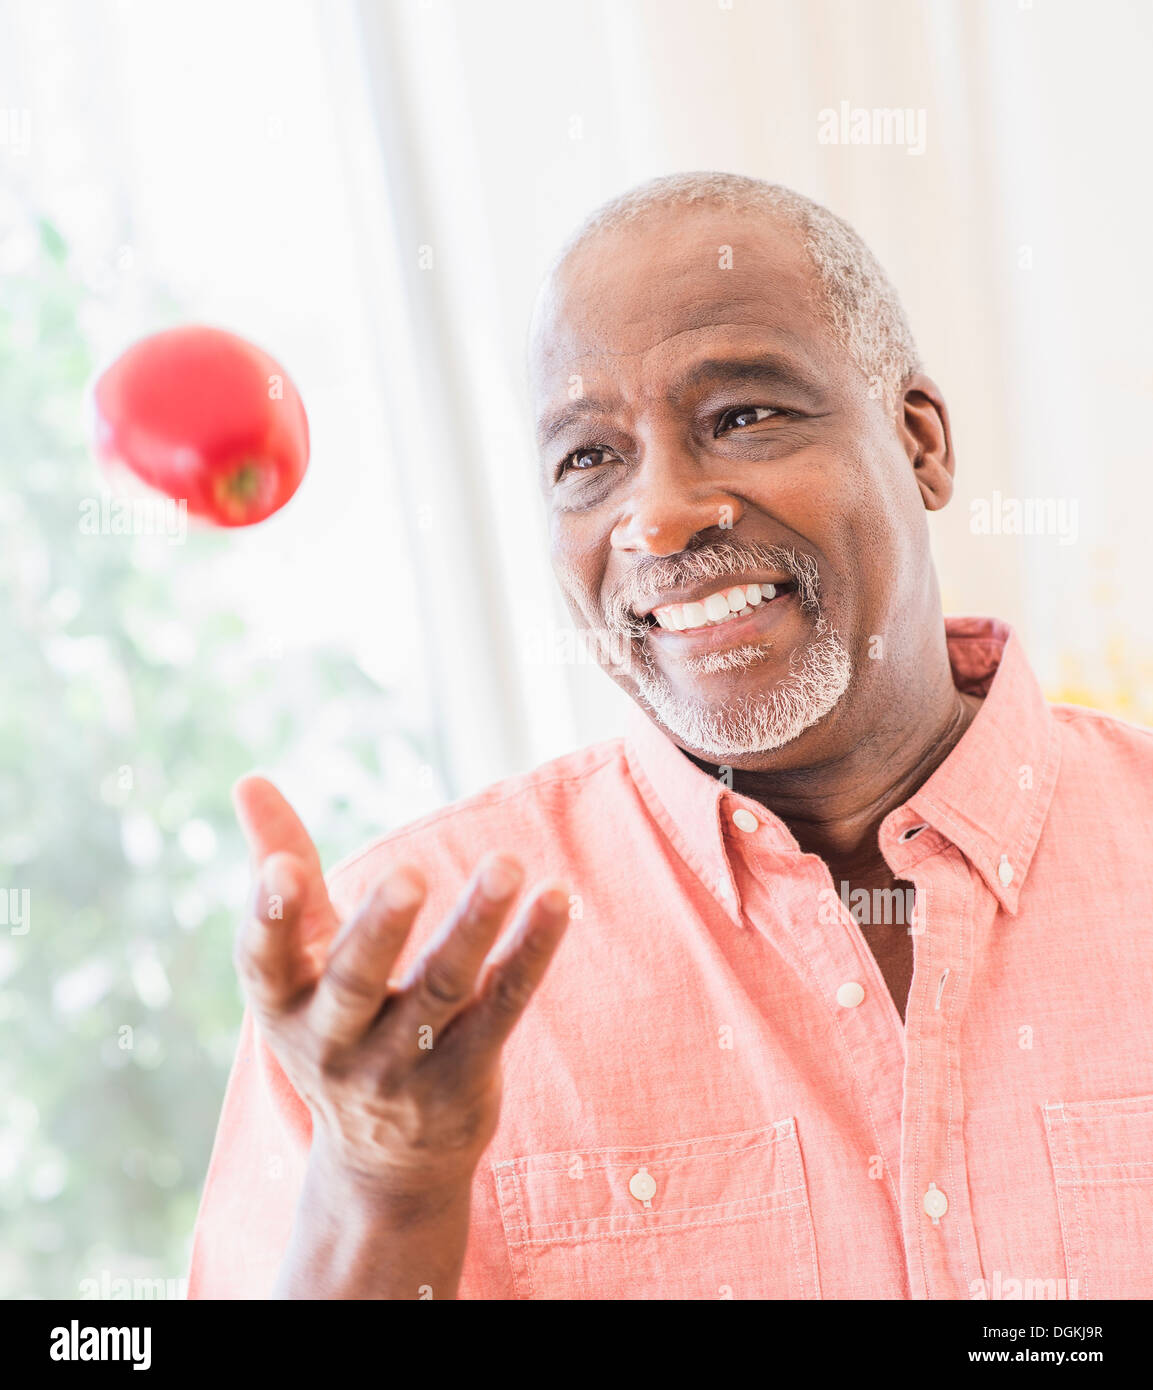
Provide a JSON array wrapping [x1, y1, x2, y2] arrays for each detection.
[[634, 615, 853, 760]]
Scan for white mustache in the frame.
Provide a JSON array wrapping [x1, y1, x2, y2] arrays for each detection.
[[604, 542, 822, 636]]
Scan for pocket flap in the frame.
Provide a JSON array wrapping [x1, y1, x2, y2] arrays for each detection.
[[495, 1118, 806, 1244], [1044, 1095, 1153, 1184]]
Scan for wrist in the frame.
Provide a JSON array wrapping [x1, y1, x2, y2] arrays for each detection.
[[274, 1138, 474, 1300], [306, 1130, 476, 1218]]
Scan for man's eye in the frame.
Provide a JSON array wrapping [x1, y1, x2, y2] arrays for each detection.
[[560, 446, 614, 475], [716, 406, 780, 435]]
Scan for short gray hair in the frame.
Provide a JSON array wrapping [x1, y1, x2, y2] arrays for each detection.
[[555, 171, 920, 409]]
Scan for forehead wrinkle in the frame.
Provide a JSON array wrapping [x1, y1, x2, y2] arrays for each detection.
[[547, 317, 784, 365], [534, 321, 816, 439], [557, 231, 813, 336], [538, 238, 818, 352], [549, 277, 813, 357]]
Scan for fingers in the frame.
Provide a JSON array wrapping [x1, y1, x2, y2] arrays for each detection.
[[234, 774, 337, 947], [462, 881, 572, 1058], [309, 866, 427, 1049], [238, 838, 570, 1072], [388, 854, 526, 1040], [233, 850, 316, 1012]]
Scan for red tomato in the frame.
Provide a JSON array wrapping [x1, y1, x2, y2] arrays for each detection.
[[92, 325, 310, 526]]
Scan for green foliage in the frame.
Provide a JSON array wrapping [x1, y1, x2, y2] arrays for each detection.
[[0, 206, 429, 1297]]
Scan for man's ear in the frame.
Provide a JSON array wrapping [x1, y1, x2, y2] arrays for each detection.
[[897, 373, 954, 511]]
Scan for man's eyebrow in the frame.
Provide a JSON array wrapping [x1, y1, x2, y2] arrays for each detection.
[[536, 396, 615, 449], [679, 354, 819, 397], [536, 353, 821, 448]]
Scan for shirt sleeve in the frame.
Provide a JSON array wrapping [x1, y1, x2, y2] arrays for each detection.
[[186, 1003, 312, 1299]]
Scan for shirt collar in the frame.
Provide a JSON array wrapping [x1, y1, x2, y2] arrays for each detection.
[[623, 616, 1061, 919], [895, 615, 1061, 914]]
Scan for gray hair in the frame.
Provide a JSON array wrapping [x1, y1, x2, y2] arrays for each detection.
[[554, 171, 920, 409]]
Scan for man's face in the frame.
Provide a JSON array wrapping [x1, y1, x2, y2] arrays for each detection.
[[531, 207, 942, 766]]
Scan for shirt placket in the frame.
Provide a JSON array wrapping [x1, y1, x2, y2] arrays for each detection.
[[888, 830, 988, 1299], [724, 800, 908, 1254]]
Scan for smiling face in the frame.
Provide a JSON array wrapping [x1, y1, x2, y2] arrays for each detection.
[[531, 204, 954, 768]]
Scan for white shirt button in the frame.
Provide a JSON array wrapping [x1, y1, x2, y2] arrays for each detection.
[[628, 1167, 656, 1207], [732, 808, 759, 833], [998, 854, 1014, 886], [923, 1181, 948, 1224], [836, 981, 865, 1008]]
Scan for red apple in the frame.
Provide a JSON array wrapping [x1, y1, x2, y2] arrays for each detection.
[[92, 325, 310, 526]]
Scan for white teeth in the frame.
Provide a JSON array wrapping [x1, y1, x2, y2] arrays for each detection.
[[649, 580, 787, 633]]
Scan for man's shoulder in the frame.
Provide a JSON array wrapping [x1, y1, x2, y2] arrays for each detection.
[[1049, 698, 1153, 745], [1048, 697, 1153, 775], [325, 736, 630, 904]]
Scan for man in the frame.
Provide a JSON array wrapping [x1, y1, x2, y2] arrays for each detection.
[[189, 172, 1153, 1300]]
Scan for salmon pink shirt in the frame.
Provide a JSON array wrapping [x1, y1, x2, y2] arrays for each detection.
[[188, 616, 1153, 1300]]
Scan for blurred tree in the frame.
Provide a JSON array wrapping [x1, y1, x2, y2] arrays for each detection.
[[0, 203, 435, 1298]]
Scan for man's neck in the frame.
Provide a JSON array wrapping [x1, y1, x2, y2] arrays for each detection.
[[689, 683, 984, 883]]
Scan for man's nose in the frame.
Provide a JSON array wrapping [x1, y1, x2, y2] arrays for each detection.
[[609, 447, 743, 556]]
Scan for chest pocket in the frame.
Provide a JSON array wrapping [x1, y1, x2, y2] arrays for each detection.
[[492, 1118, 820, 1300], [1043, 1093, 1153, 1300]]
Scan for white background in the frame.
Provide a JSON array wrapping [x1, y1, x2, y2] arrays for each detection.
[[3, 0, 1151, 801]]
